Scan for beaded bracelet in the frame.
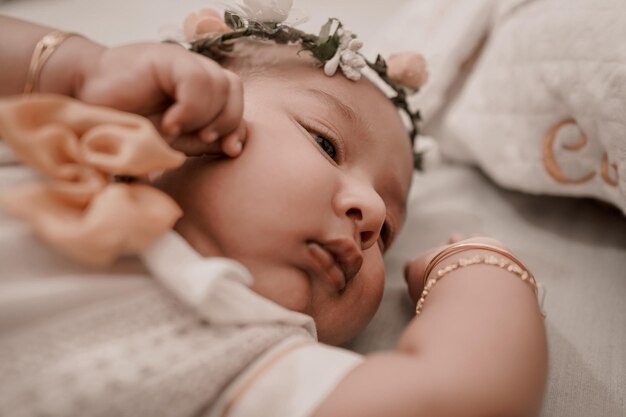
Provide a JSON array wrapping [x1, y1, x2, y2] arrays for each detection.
[[415, 244, 541, 316], [24, 31, 79, 94]]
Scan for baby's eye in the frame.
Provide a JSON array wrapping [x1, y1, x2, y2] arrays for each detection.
[[312, 134, 337, 160]]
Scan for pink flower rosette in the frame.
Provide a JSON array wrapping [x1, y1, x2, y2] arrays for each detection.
[[183, 8, 233, 41], [0, 95, 186, 265], [386, 52, 429, 90]]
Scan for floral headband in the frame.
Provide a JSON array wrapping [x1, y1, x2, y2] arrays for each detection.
[[182, 1, 427, 164]]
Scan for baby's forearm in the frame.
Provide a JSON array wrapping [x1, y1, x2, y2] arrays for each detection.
[[0, 15, 103, 97], [315, 250, 547, 417], [398, 262, 547, 415]]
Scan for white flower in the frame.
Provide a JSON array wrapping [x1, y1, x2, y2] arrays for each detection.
[[324, 29, 366, 81], [239, 0, 293, 23], [340, 65, 362, 81], [338, 29, 353, 49], [414, 135, 441, 171], [323, 54, 341, 76], [339, 50, 366, 80], [347, 38, 363, 51]]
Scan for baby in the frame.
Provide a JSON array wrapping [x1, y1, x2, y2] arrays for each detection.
[[154, 39, 413, 345], [0, 6, 547, 417]]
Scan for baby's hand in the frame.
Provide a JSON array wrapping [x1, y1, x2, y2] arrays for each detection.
[[404, 236, 508, 303], [75, 42, 245, 157]]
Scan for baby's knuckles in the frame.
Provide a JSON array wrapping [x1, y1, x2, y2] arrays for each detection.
[[191, 63, 231, 101], [75, 42, 228, 117]]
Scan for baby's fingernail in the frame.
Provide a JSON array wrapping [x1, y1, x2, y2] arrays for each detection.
[[203, 131, 219, 143], [231, 140, 243, 156]]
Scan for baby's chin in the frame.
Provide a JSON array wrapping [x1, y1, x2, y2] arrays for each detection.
[[244, 261, 314, 314], [202, 252, 368, 344]]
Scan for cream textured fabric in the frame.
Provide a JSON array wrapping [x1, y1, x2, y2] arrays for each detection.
[[208, 337, 363, 417], [374, 0, 626, 214], [0, 286, 310, 417]]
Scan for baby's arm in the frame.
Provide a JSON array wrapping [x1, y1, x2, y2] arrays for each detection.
[[0, 15, 245, 157], [314, 238, 547, 417]]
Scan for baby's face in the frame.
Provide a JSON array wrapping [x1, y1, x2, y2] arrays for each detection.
[[157, 52, 413, 344]]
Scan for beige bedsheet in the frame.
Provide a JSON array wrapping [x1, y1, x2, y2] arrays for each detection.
[[1, 1, 624, 416]]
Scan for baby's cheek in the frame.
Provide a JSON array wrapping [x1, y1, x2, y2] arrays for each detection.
[[340, 254, 386, 340], [248, 266, 312, 314], [359, 253, 386, 312]]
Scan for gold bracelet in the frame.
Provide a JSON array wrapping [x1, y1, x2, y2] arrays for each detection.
[[415, 253, 539, 316], [416, 243, 539, 315], [24, 31, 79, 94], [421, 243, 535, 293]]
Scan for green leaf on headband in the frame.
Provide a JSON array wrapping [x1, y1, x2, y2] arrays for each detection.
[[273, 27, 302, 44], [219, 41, 235, 52], [310, 37, 339, 61], [191, 35, 221, 51], [224, 11, 245, 30], [374, 54, 387, 71], [318, 19, 334, 44]]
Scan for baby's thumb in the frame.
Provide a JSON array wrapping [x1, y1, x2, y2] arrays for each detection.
[[404, 244, 447, 303]]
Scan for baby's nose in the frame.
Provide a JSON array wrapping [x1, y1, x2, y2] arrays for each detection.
[[346, 207, 379, 249]]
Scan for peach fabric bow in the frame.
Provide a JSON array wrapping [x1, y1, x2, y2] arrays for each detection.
[[0, 95, 185, 265]]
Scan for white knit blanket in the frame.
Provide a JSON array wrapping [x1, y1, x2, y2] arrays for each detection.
[[376, 0, 626, 215]]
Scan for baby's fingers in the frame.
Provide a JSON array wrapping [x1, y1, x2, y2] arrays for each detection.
[[199, 70, 245, 143], [150, 112, 245, 157], [160, 51, 230, 136], [404, 245, 448, 303], [221, 122, 248, 157], [168, 133, 222, 156], [197, 122, 247, 158]]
